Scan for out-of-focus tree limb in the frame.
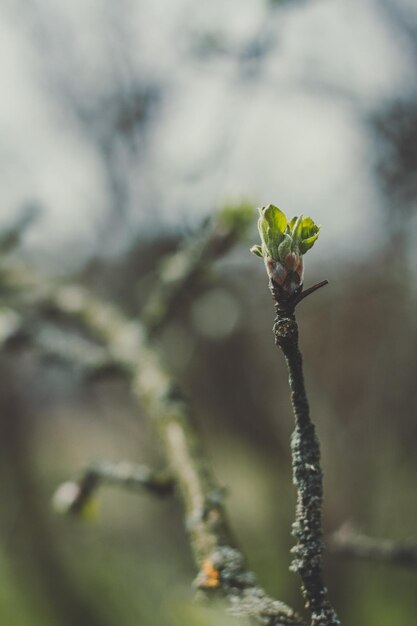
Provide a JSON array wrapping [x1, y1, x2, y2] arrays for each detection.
[[328, 524, 417, 570], [40, 285, 303, 625], [53, 462, 174, 517], [141, 203, 254, 335], [0, 224, 304, 624]]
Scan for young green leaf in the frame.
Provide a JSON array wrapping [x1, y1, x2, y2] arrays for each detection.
[[299, 216, 319, 240], [250, 244, 264, 258], [299, 232, 320, 254], [262, 205, 287, 238], [278, 233, 292, 259]]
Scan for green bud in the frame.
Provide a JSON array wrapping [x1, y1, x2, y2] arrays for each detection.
[[291, 215, 320, 254], [250, 204, 321, 296], [257, 204, 287, 258], [299, 216, 319, 240]]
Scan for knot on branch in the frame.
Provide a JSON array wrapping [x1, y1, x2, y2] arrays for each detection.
[[273, 315, 298, 350], [213, 547, 256, 588], [195, 547, 256, 591]]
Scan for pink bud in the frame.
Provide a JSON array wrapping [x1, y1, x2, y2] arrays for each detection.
[[265, 257, 288, 286], [284, 252, 303, 275], [266, 255, 304, 297]]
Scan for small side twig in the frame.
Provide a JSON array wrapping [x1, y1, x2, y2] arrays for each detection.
[[271, 279, 340, 626], [291, 280, 329, 308], [53, 462, 174, 516], [329, 524, 417, 570]]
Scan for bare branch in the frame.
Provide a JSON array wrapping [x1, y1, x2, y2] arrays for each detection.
[[56, 287, 303, 624], [272, 284, 340, 626], [53, 462, 174, 516], [328, 524, 417, 570], [291, 280, 329, 308], [0, 265, 303, 624]]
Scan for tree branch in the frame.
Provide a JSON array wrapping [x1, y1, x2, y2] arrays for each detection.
[[328, 524, 417, 570], [53, 462, 174, 516], [142, 204, 253, 336], [271, 280, 340, 626], [65, 288, 303, 624], [0, 266, 304, 625]]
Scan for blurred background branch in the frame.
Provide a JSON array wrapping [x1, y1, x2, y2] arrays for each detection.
[[142, 203, 254, 336], [53, 462, 175, 517], [329, 524, 417, 570], [0, 212, 304, 625]]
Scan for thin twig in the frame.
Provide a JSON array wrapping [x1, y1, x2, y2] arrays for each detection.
[[271, 280, 340, 626], [53, 462, 174, 516], [328, 524, 417, 570], [291, 281, 329, 308]]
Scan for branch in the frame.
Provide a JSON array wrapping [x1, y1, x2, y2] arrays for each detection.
[[53, 462, 174, 516], [328, 524, 417, 570], [142, 203, 254, 336], [271, 281, 340, 626], [291, 281, 328, 308], [0, 266, 304, 625], [61, 288, 303, 624], [1, 204, 252, 369]]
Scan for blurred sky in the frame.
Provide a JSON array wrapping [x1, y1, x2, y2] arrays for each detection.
[[0, 0, 416, 266]]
